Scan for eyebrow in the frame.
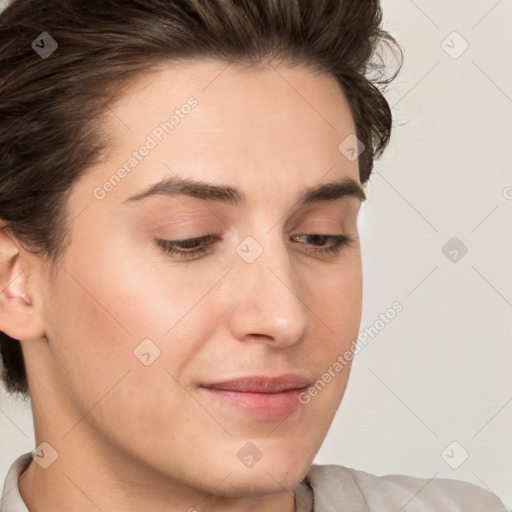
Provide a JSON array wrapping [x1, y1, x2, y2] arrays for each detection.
[[124, 175, 366, 207]]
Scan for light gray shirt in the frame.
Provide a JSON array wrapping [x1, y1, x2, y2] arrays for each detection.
[[1, 452, 507, 511]]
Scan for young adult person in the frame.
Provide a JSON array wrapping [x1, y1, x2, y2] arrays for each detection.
[[0, 0, 506, 510]]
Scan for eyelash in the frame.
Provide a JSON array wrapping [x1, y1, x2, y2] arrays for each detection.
[[156, 233, 354, 260]]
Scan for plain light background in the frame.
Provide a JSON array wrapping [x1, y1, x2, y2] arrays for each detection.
[[1, 0, 511, 508]]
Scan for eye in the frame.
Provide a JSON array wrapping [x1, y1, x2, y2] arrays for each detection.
[[290, 234, 354, 256], [156, 233, 354, 261], [156, 234, 217, 260]]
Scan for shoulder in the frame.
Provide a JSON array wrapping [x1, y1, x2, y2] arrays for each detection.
[[306, 464, 507, 511], [1, 452, 32, 512]]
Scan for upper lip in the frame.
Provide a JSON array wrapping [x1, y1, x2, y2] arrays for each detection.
[[201, 374, 312, 393]]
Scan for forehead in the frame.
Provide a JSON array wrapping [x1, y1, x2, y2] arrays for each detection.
[[75, 59, 360, 211]]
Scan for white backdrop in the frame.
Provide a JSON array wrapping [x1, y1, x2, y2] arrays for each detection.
[[1, 0, 511, 508]]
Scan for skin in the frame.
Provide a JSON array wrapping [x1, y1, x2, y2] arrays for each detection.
[[0, 59, 364, 512]]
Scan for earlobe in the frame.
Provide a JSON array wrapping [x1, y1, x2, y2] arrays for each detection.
[[0, 224, 45, 341]]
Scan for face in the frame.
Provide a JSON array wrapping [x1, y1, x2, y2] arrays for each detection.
[[25, 59, 364, 498]]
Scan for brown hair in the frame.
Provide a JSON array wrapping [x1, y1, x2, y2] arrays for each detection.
[[0, 0, 401, 395]]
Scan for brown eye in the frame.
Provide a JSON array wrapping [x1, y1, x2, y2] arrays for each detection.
[[156, 234, 217, 260], [156, 233, 354, 262], [291, 234, 353, 256]]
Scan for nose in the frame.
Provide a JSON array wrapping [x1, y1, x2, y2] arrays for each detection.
[[226, 233, 310, 349]]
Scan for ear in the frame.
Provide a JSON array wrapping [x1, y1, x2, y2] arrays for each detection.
[[0, 222, 45, 341]]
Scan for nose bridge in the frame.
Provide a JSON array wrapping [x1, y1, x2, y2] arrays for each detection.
[[227, 228, 309, 347]]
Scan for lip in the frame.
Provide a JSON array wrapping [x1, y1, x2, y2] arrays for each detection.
[[199, 374, 312, 420], [202, 374, 312, 393]]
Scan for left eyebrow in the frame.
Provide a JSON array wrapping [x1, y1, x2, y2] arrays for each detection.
[[124, 175, 366, 206]]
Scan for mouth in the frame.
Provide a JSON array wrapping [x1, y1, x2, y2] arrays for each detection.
[[199, 375, 312, 420]]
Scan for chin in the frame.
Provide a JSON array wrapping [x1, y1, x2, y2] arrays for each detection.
[[215, 464, 310, 498], [206, 442, 315, 497]]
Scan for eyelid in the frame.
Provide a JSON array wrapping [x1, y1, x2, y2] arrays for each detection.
[[156, 232, 354, 261]]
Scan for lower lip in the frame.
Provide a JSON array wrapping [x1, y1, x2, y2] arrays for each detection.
[[200, 387, 308, 420]]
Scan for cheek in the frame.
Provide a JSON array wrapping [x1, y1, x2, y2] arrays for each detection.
[[42, 267, 135, 402], [42, 256, 205, 444], [310, 250, 363, 338], [301, 251, 362, 401], [44, 230, 224, 397]]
